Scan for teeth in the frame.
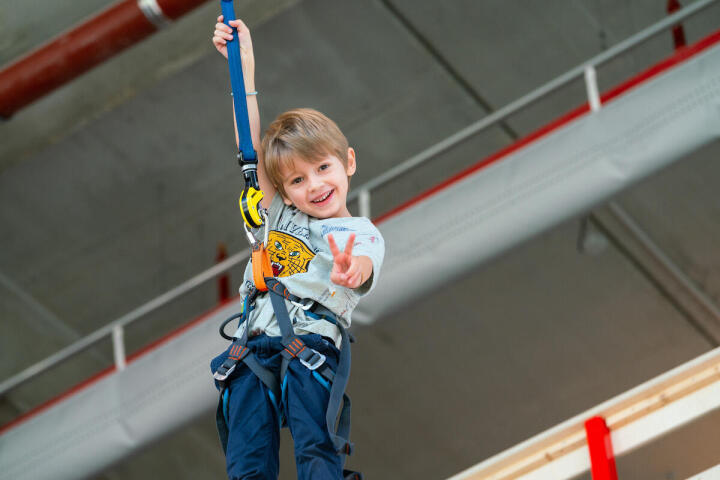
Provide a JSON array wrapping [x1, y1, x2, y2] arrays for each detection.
[[313, 191, 331, 203]]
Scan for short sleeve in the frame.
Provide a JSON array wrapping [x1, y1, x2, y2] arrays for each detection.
[[319, 218, 385, 296]]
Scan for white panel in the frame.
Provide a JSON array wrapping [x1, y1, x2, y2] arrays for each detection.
[[686, 464, 720, 480], [612, 381, 720, 457], [0, 299, 237, 480], [356, 42, 720, 323], [517, 448, 589, 480]]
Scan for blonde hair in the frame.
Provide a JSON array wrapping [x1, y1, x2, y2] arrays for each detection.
[[262, 108, 349, 199]]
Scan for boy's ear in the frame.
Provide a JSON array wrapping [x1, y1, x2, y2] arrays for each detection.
[[345, 147, 357, 177], [282, 194, 293, 206]]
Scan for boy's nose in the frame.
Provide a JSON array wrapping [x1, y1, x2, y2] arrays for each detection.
[[308, 175, 323, 191]]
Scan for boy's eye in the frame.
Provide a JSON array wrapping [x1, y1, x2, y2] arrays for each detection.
[[291, 177, 302, 185], [319, 163, 329, 171]]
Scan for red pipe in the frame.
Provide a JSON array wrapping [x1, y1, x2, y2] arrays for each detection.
[[585, 416, 618, 480], [157, 0, 211, 20], [0, 0, 210, 119]]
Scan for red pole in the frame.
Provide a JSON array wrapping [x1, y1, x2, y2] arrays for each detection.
[[0, 0, 209, 118], [584, 416, 618, 480], [216, 243, 230, 304], [667, 0, 687, 50]]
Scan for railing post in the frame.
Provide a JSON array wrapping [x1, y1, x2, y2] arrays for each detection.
[[216, 243, 230, 304], [359, 189, 371, 218], [585, 416, 618, 480], [112, 326, 127, 371], [667, 0, 687, 50], [584, 65, 602, 112]]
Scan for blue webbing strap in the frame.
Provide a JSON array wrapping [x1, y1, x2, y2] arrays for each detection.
[[220, 0, 256, 163], [216, 388, 230, 454], [216, 296, 282, 403]]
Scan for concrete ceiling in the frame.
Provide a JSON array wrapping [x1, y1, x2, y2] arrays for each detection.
[[2, 0, 720, 479]]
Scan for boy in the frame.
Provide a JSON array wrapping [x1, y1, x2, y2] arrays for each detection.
[[210, 17, 384, 480]]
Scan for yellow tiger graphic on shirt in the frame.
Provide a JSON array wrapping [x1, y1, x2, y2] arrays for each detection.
[[266, 231, 315, 277]]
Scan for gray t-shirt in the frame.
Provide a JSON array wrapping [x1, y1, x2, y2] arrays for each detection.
[[233, 194, 384, 347]]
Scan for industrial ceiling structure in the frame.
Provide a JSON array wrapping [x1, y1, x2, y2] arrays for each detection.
[[2, 1, 720, 479]]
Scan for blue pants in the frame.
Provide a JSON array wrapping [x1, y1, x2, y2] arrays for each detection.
[[211, 334, 343, 480]]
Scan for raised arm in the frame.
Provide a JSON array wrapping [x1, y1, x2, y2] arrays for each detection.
[[213, 16, 276, 207]]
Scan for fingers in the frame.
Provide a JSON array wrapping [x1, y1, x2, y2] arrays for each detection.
[[331, 269, 362, 289], [217, 15, 243, 27], [213, 17, 254, 64], [343, 233, 355, 256], [330, 270, 344, 286], [347, 270, 362, 288], [214, 23, 233, 41], [214, 17, 247, 43], [213, 27, 232, 51], [330, 269, 361, 288], [217, 18, 247, 33], [330, 255, 363, 288], [327, 234, 341, 257], [212, 35, 229, 48], [232, 18, 249, 31]]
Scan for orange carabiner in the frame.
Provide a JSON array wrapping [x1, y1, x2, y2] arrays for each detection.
[[251, 243, 273, 292]]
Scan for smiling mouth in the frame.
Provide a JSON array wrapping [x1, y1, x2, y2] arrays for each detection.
[[311, 189, 334, 204]]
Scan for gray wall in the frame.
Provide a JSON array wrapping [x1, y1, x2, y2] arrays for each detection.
[[2, 0, 720, 478]]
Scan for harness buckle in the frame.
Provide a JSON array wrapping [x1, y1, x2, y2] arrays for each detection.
[[214, 343, 250, 381], [213, 363, 236, 382], [299, 350, 326, 371], [291, 298, 314, 311]]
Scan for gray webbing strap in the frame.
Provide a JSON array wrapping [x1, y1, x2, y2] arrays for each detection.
[[266, 278, 355, 456]]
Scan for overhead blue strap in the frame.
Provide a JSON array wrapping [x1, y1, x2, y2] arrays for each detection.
[[220, 0, 256, 163]]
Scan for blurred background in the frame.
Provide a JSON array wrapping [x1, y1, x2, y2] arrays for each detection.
[[1, 0, 720, 479]]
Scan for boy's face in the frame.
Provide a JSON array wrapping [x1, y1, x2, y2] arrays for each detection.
[[279, 147, 356, 219]]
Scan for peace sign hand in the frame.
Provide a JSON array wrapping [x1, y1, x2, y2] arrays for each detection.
[[328, 233, 365, 289]]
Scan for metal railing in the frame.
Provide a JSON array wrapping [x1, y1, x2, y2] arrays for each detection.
[[0, 251, 248, 395], [347, 0, 716, 213], [0, 0, 716, 399]]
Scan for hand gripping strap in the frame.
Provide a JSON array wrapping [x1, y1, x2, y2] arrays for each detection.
[[220, 0, 256, 163]]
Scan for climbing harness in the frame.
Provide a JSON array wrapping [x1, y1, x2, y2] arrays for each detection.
[[214, 2, 360, 478], [213, 278, 361, 479]]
